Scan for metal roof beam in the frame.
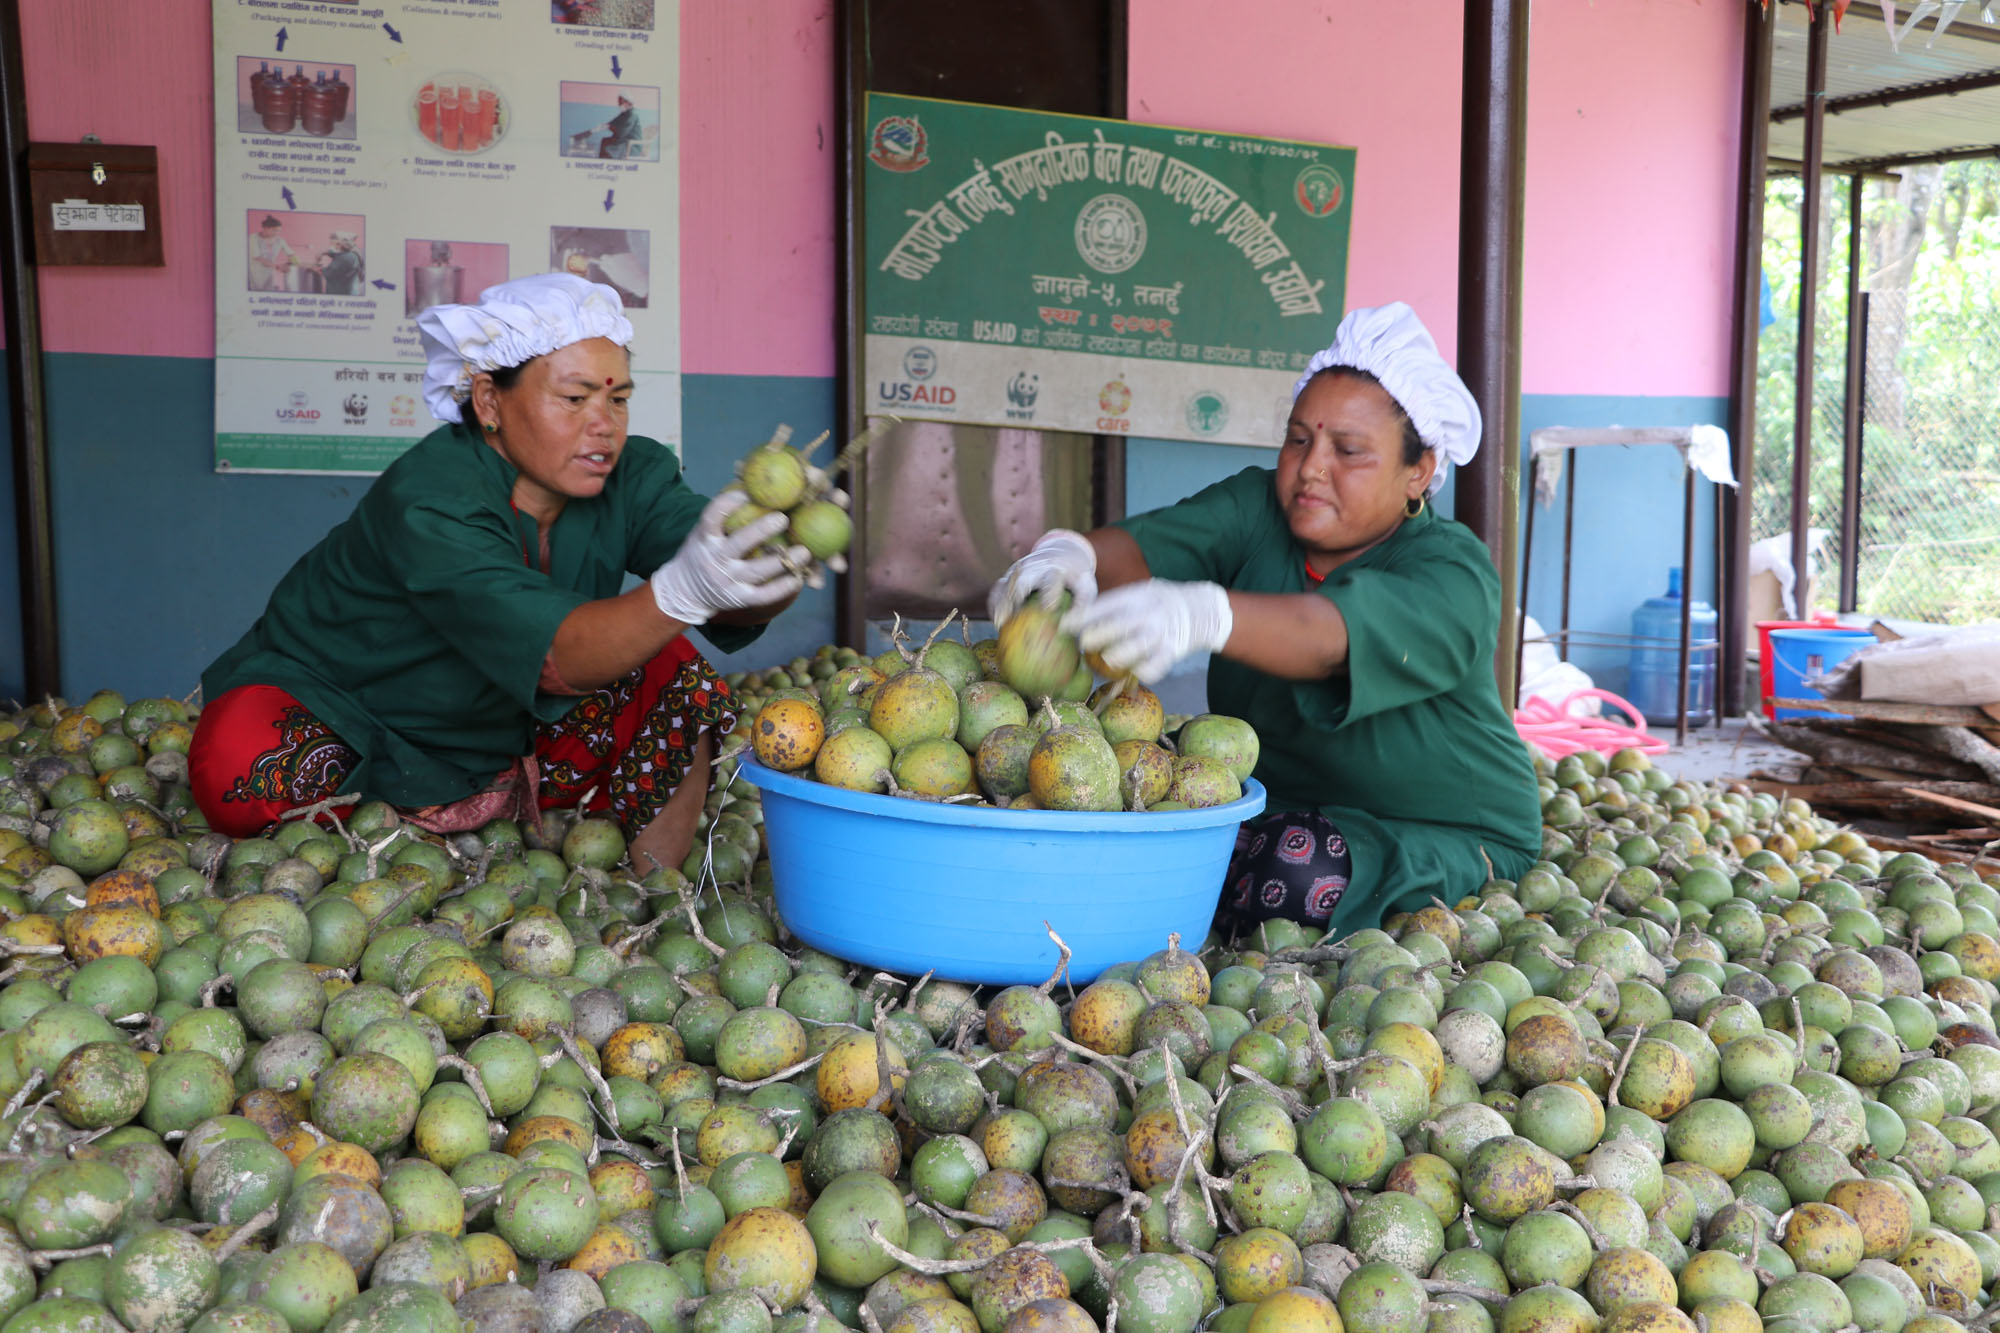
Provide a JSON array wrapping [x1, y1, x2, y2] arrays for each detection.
[[1837, 1, 2000, 48], [1772, 66, 2000, 122], [1774, 141, 2000, 173]]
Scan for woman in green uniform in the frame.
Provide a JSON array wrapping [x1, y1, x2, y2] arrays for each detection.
[[989, 302, 1538, 938], [191, 273, 813, 874]]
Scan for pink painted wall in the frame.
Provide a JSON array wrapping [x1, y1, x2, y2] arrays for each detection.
[[1521, 0, 1741, 398], [1128, 0, 1469, 357], [1128, 0, 1744, 400], [19, 0, 1736, 397], [20, 0, 216, 358], [679, 2, 838, 377], [17, 0, 840, 376]]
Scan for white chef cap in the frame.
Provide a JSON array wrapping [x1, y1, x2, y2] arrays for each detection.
[[417, 272, 634, 422], [1292, 302, 1482, 496]]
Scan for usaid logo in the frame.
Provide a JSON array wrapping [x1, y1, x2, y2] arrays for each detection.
[[276, 390, 320, 423], [879, 344, 954, 408]]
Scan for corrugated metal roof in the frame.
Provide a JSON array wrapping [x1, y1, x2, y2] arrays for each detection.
[[1768, 0, 2000, 172]]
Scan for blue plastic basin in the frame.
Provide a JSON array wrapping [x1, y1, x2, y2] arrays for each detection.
[[1769, 627, 1875, 720], [737, 759, 1266, 985]]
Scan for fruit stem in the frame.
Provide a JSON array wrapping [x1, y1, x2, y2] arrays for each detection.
[[915, 609, 960, 667], [1035, 920, 1072, 997], [556, 1025, 623, 1135], [1606, 1032, 1639, 1108], [213, 1200, 282, 1262], [715, 1051, 826, 1092], [25, 1244, 113, 1270], [0, 1071, 40, 1120], [436, 1055, 496, 1115], [1549, 1199, 1610, 1251], [1044, 1032, 1139, 1098], [1226, 1064, 1309, 1116]]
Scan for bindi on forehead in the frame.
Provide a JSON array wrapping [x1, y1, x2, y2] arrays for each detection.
[[606, 378, 615, 386]]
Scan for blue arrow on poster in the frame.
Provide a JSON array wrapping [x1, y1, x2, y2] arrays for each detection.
[[275, 26, 287, 51], [604, 189, 615, 212], [280, 186, 296, 210], [382, 22, 402, 41], [611, 55, 622, 78]]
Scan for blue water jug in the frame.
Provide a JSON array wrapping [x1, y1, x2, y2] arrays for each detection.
[[1627, 567, 1719, 726]]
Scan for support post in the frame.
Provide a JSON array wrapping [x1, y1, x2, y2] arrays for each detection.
[[1455, 0, 1529, 705], [833, 0, 866, 648], [1723, 0, 1775, 717], [0, 0, 60, 698], [1791, 8, 1831, 622], [1839, 172, 1867, 615]]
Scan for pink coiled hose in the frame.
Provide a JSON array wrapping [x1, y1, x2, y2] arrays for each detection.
[[1514, 690, 1671, 759]]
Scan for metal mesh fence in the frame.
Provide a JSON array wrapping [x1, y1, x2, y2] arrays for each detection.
[[1851, 287, 2000, 622], [1756, 165, 2000, 626]]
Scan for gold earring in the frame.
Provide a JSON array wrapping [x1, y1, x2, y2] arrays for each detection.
[[482, 420, 498, 433], [1405, 494, 1425, 518]]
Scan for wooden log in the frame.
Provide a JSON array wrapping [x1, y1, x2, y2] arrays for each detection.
[[1770, 697, 1998, 727], [1862, 831, 2000, 870], [1760, 722, 1985, 781], [1847, 763, 1968, 783], [1744, 778, 2000, 819], [1903, 727, 2000, 784], [1899, 786, 2000, 825]]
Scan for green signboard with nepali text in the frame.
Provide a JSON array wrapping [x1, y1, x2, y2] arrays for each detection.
[[863, 93, 1353, 449]]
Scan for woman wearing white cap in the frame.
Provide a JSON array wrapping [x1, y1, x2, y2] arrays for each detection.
[[990, 302, 1540, 938], [191, 273, 812, 873]]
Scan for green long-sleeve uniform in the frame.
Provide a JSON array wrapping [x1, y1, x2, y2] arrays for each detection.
[[1119, 466, 1539, 938], [204, 420, 760, 808]]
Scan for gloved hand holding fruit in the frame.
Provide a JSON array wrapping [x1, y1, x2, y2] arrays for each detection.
[[724, 424, 868, 589], [648, 490, 807, 626], [987, 529, 1099, 625], [1061, 578, 1234, 684]]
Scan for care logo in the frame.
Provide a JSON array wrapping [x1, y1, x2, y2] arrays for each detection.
[[903, 346, 937, 381], [1294, 163, 1346, 218], [389, 394, 419, 427], [868, 115, 929, 173], [275, 390, 320, 423], [1185, 390, 1229, 436], [1098, 379, 1131, 416], [1074, 194, 1146, 275], [342, 394, 369, 421]]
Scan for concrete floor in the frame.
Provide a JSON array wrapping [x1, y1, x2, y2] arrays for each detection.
[[1653, 714, 1801, 785]]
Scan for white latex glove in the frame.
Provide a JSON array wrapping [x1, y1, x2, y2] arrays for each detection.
[[987, 529, 1098, 625], [649, 491, 807, 626], [1061, 579, 1233, 684]]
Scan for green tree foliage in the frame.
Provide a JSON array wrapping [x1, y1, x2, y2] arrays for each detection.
[[1758, 161, 2000, 622]]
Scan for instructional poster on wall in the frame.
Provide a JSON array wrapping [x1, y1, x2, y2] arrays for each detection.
[[864, 93, 1354, 449], [211, 0, 679, 474]]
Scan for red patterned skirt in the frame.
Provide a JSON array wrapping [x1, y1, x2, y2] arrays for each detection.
[[189, 637, 736, 840]]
